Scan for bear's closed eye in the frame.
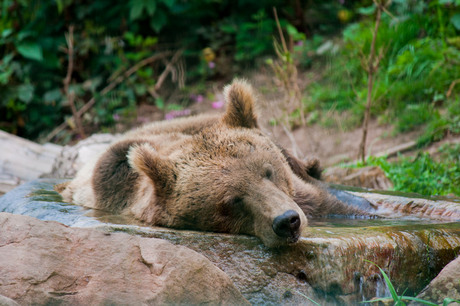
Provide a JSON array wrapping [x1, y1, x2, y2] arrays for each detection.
[[263, 164, 274, 180]]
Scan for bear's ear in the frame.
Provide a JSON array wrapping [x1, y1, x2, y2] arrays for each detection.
[[222, 79, 258, 129], [127, 143, 176, 197]]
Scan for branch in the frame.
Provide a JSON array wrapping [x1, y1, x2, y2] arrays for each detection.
[[154, 49, 184, 91], [446, 78, 460, 98], [63, 25, 86, 139], [358, 0, 383, 163], [44, 51, 172, 143], [147, 48, 184, 100], [273, 7, 288, 54], [282, 124, 303, 159]]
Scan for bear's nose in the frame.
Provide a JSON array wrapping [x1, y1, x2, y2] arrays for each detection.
[[272, 210, 301, 239]]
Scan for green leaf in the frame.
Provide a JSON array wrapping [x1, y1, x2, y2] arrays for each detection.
[[17, 84, 35, 103], [145, 0, 156, 16], [129, 0, 145, 21], [1, 29, 13, 38], [161, 0, 175, 8], [43, 89, 63, 103], [364, 260, 400, 303], [399, 296, 437, 305], [286, 24, 298, 36], [450, 14, 460, 30], [1, 53, 14, 66], [0, 71, 13, 85], [16, 42, 43, 61], [150, 13, 167, 32], [134, 83, 147, 96], [56, 0, 64, 13], [357, 5, 376, 16], [443, 298, 460, 306], [155, 97, 165, 110], [220, 24, 236, 34], [143, 36, 158, 47]]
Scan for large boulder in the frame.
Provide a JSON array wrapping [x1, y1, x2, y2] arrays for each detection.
[[415, 255, 460, 303], [0, 212, 247, 305], [1, 179, 460, 304]]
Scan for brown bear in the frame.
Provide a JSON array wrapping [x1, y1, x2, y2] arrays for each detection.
[[57, 79, 372, 247]]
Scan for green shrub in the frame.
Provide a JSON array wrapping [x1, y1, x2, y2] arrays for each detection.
[[308, 0, 460, 137], [0, 0, 302, 140], [364, 149, 460, 196], [417, 100, 460, 147]]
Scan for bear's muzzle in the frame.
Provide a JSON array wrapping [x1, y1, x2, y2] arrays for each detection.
[[272, 210, 301, 243]]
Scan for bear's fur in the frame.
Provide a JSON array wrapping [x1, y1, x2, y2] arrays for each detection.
[[57, 79, 369, 247]]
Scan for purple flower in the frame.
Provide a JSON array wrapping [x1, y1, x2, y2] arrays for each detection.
[[195, 94, 204, 103], [190, 94, 204, 103], [113, 114, 120, 121], [165, 109, 192, 120], [208, 61, 215, 69], [212, 100, 224, 109]]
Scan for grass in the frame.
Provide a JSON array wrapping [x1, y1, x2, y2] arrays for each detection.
[[351, 143, 460, 197], [362, 260, 460, 306]]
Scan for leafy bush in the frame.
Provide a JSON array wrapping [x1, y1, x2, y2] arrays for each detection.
[[1, 0, 308, 140], [363, 147, 460, 196], [416, 98, 460, 147], [308, 0, 460, 138]]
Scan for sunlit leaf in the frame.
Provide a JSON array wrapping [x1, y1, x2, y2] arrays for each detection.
[[357, 5, 376, 16], [155, 97, 165, 110], [44, 89, 63, 103], [161, 0, 175, 8], [451, 14, 460, 30], [129, 0, 145, 21], [16, 42, 43, 61], [17, 84, 35, 103], [145, 1, 156, 16], [1, 29, 13, 38], [151, 12, 167, 32], [56, 0, 64, 13]]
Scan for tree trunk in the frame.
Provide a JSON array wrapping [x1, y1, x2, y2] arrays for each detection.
[[358, 3, 382, 163]]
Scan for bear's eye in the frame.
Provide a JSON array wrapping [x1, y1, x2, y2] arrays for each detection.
[[263, 164, 274, 180], [221, 197, 244, 216]]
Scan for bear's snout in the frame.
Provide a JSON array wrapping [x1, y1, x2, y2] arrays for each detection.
[[272, 210, 301, 243]]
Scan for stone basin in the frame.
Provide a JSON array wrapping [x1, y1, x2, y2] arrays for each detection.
[[0, 179, 459, 305]]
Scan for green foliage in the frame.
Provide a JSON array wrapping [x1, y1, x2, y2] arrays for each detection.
[[308, 0, 460, 138], [0, 0, 303, 140], [363, 147, 460, 196], [417, 99, 460, 147], [393, 103, 433, 134], [233, 10, 278, 62]]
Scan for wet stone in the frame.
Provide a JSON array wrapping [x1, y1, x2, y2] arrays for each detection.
[[1, 179, 459, 305]]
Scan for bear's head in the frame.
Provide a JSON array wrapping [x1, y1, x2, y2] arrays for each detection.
[[128, 80, 308, 247]]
